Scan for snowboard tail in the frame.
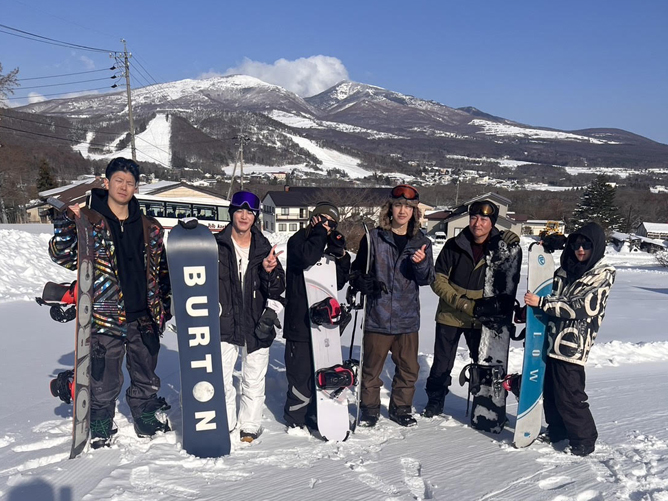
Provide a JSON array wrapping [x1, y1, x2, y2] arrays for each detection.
[[167, 219, 230, 458]]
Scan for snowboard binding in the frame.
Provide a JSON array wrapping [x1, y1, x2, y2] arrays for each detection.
[[315, 360, 358, 399], [310, 297, 352, 334], [50, 370, 75, 404], [35, 281, 78, 323]]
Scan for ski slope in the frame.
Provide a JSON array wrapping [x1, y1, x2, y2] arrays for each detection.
[[1, 225, 667, 500]]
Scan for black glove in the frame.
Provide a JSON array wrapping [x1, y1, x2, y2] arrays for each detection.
[[473, 294, 515, 319], [542, 234, 567, 253], [255, 308, 281, 341], [325, 230, 346, 257], [353, 273, 387, 296]]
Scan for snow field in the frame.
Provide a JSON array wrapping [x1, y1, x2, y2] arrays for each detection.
[[0, 228, 667, 499]]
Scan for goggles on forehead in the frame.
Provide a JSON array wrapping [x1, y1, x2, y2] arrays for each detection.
[[230, 191, 261, 212], [391, 184, 419, 201], [468, 201, 497, 218], [569, 238, 593, 251]]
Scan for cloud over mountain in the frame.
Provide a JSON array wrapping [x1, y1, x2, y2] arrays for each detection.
[[221, 55, 349, 97]]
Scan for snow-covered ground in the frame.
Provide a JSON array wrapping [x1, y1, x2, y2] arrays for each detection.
[[1, 226, 668, 500]]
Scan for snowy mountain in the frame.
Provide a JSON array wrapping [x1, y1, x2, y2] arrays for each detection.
[[11, 75, 668, 175], [1, 225, 668, 500]]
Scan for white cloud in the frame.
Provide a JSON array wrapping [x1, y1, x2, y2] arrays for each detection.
[[79, 56, 95, 70], [28, 92, 46, 104], [219, 55, 349, 97]]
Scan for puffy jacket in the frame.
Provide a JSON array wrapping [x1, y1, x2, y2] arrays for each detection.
[[48, 196, 171, 337], [432, 227, 520, 328], [283, 225, 350, 343], [215, 224, 285, 353], [540, 223, 616, 365], [354, 228, 434, 335]]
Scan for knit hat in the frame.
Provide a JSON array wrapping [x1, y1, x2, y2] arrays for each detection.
[[311, 201, 340, 224]]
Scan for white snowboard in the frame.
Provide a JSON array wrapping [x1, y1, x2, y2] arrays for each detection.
[[304, 254, 350, 442]]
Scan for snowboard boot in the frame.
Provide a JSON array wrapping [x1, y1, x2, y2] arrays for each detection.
[[421, 395, 444, 418], [133, 397, 171, 438], [359, 406, 380, 428], [240, 429, 261, 443], [90, 418, 117, 450], [569, 443, 595, 457], [389, 405, 417, 428], [537, 427, 568, 444]]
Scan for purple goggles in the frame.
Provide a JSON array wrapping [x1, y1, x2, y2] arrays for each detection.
[[230, 191, 261, 212]]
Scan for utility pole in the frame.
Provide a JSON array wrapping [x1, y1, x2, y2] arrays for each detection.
[[226, 134, 251, 200], [112, 40, 136, 162]]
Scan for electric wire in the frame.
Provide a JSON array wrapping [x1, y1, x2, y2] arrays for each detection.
[[17, 77, 116, 90], [18, 68, 115, 81], [0, 23, 116, 53], [5, 86, 119, 100]]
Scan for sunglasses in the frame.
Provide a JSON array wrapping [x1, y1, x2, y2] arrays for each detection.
[[468, 201, 497, 218], [230, 191, 261, 212], [391, 184, 419, 201], [570, 239, 593, 251]]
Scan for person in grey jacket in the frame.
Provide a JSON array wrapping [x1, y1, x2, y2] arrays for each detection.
[[351, 185, 434, 427], [525, 221, 615, 457]]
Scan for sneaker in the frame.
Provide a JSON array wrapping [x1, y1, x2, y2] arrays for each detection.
[[90, 418, 117, 449], [570, 443, 595, 457], [240, 430, 260, 443], [134, 397, 171, 438], [389, 413, 417, 427]]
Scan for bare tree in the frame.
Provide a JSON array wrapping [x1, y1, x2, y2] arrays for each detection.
[[0, 62, 19, 103]]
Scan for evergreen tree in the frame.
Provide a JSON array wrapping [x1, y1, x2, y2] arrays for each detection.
[[568, 175, 623, 232], [37, 159, 57, 192]]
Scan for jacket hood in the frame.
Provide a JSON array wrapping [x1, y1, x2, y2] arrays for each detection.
[[89, 188, 141, 223], [561, 222, 606, 280]]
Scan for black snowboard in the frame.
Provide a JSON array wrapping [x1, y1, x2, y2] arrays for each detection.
[[166, 218, 230, 457]]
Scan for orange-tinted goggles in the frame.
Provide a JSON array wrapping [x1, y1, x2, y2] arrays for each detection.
[[391, 184, 419, 201], [468, 201, 496, 218]]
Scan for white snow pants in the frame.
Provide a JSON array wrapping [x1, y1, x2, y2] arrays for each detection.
[[220, 341, 270, 434]]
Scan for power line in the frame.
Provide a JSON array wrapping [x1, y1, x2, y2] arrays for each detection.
[[0, 23, 116, 53], [132, 56, 161, 86], [18, 68, 115, 81], [17, 77, 116, 90], [0, 124, 172, 169], [5, 86, 119, 100], [1, 114, 118, 135], [0, 123, 110, 147]]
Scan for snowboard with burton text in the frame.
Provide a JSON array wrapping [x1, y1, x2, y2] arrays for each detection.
[[166, 218, 230, 457]]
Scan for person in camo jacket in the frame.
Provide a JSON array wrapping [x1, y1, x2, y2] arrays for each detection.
[[351, 185, 434, 428]]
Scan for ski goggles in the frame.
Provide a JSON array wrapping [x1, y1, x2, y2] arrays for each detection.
[[390, 184, 419, 201], [468, 201, 497, 218], [230, 191, 261, 213], [569, 238, 593, 251]]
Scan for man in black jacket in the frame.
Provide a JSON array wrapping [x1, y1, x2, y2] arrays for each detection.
[[215, 191, 285, 443], [283, 202, 350, 430]]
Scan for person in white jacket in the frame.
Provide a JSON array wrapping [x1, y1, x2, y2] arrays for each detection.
[[525, 221, 615, 457]]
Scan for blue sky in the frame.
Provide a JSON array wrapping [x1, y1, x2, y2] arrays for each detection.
[[2, 0, 667, 144]]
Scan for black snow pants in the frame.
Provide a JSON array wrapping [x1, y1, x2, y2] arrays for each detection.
[[425, 323, 481, 410], [90, 319, 161, 424], [543, 357, 598, 448], [283, 340, 316, 427]]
